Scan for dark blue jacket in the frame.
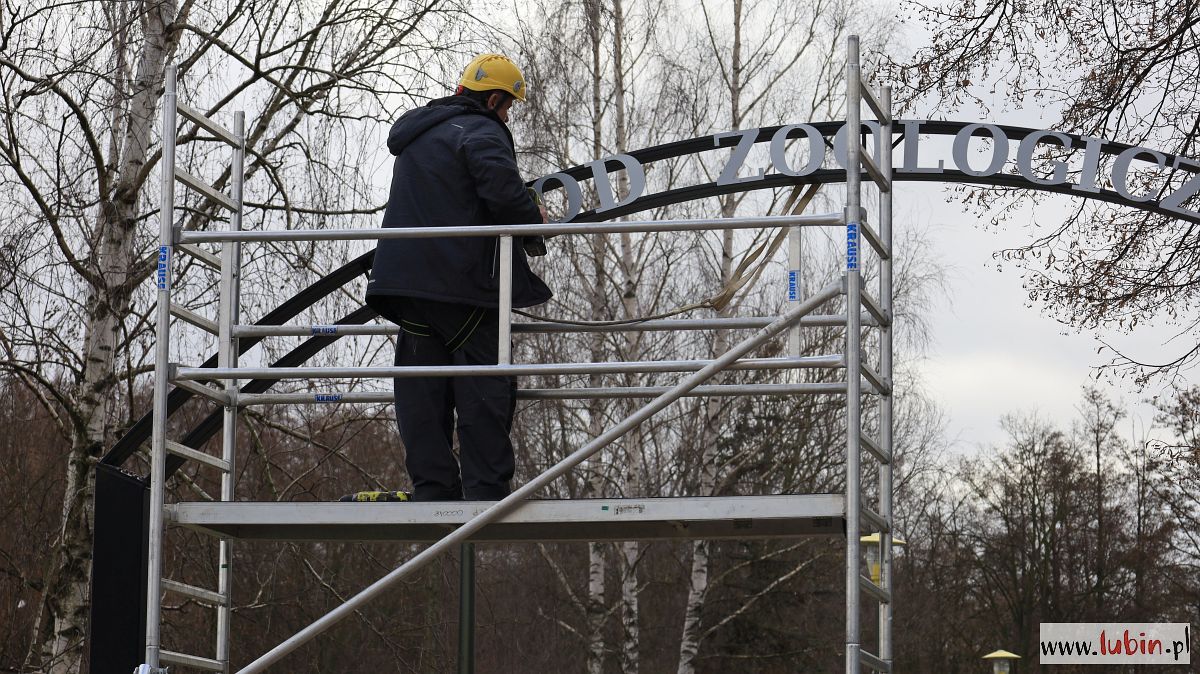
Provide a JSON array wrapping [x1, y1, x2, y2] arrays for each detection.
[[366, 96, 551, 311]]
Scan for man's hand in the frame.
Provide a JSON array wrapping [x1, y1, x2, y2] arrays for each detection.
[[524, 205, 551, 257]]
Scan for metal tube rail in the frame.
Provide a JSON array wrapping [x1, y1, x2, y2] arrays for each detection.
[[179, 213, 843, 244], [859, 576, 891, 604], [162, 650, 224, 672], [860, 505, 888, 533], [170, 305, 218, 335], [165, 440, 230, 472], [460, 234, 517, 670], [858, 151, 891, 193], [788, 224, 803, 361], [458, 542, 475, 674], [144, 64, 177, 672], [860, 290, 889, 327], [174, 355, 845, 382], [843, 34, 865, 674], [174, 167, 238, 212], [877, 84, 896, 667], [178, 103, 243, 148], [498, 235, 513, 365], [859, 82, 890, 125], [861, 362, 889, 396], [233, 281, 842, 674], [172, 379, 232, 405], [216, 109, 246, 673], [860, 433, 891, 464], [858, 220, 888, 260], [162, 578, 228, 606], [860, 649, 892, 673], [513, 383, 848, 399], [233, 382, 850, 406], [178, 243, 222, 270], [232, 314, 864, 338]]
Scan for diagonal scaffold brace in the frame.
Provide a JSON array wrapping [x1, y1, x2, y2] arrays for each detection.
[[235, 280, 844, 674]]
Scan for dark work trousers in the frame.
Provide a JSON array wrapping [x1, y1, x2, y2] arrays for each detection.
[[382, 296, 516, 501]]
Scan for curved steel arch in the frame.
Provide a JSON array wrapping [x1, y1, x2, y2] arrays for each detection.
[[102, 119, 1200, 472], [557, 119, 1200, 225]]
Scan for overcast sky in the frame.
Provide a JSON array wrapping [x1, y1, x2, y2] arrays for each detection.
[[902, 182, 1184, 453], [893, 112, 1191, 454], [877, 10, 1200, 453]]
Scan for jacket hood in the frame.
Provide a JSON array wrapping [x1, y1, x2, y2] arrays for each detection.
[[387, 96, 508, 155]]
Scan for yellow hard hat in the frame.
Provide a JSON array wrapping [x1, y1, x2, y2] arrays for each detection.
[[458, 53, 527, 102]]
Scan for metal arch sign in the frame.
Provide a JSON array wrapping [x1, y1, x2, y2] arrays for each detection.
[[530, 120, 1200, 225], [109, 119, 1200, 471]]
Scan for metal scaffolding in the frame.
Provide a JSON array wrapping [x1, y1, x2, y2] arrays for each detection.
[[139, 35, 893, 674]]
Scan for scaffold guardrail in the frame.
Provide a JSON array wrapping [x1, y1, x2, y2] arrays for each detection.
[[138, 34, 894, 674]]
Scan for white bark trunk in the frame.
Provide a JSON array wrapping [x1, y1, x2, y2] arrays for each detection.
[[587, 541, 608, 674], [675, 219, 733, 674], [676, 540, 710, 674], [36, 2, 178, 671], [620, 540, 639, 674], [612, 7, 640, 671], [584, 5, 610, 674], [678, 4, 743, 670]]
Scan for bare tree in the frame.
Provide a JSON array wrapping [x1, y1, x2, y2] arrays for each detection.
[[671, 2, 897, 670], [506, 0, 933, 670], [896, 393, 1189, 670], [1147, 385, 1200, 570], [890, 0, 1200, 382], [0, 0, 470, 670]]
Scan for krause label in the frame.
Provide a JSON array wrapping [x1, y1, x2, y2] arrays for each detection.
[[1040, 623, 1191, 664], [846, 223, 859, 270], [314, 394, 342, 403], [156, 246, 169, 290], [787, 270, 800, 302], [311, 326, 339, 336]]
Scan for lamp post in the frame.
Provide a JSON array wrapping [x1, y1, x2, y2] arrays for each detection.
[[982, 649, 1020, 673], [859, 533, 906, 585]]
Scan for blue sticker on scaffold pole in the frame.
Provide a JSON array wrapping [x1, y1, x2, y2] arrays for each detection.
[[315, 393, 343, 403], [156, 246, 170, 289], [787, 270, 800, 302], [846, 223, 859, 270], [311, 326, 339, 336]]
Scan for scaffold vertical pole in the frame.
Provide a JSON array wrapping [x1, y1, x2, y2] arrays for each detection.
[[788, 225, 802, 360], [456, 235, 514, 673], [878, 84, 895, 667], [458, 543, 476, 674], [216, 110, 246, 673], [498, 235, 513, 365], [144, 64, 177, 672], [844, 34, 865, 674]]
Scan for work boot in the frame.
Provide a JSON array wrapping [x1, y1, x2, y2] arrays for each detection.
[[339, 490, 411, 502]]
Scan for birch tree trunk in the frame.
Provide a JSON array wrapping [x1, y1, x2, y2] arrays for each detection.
[[679, 2, 762, 669], [1, 1, 468, 669], [511, 0, 888, 668], [619, 540, 640, 674], [608, 3, 645, 670], [29, 2, 180, 671], [584, 3, 611, 672]]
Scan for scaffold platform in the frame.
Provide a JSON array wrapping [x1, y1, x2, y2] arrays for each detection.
[[167, 494, 844, 542]]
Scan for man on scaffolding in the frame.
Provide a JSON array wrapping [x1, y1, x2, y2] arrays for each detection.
[[351, 53, 551, 502]]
